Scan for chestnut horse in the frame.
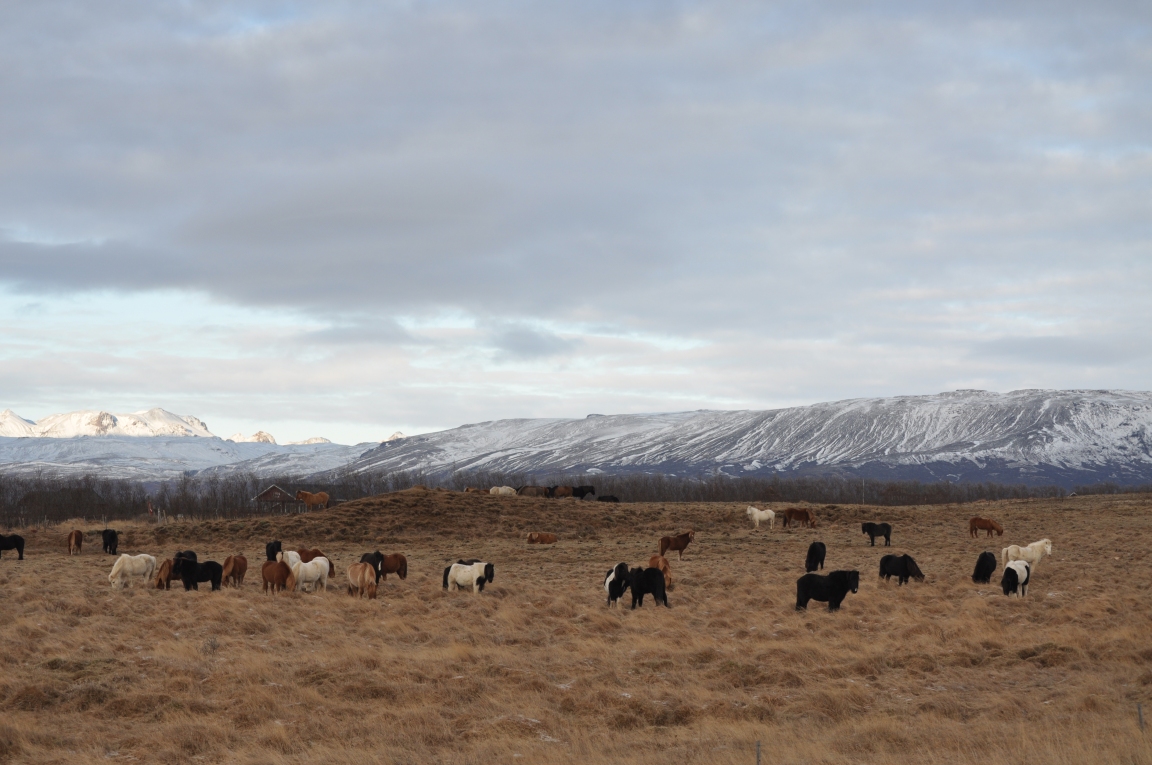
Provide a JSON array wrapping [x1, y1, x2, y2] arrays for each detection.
[[295, 490, 329, 511], [648, 554, 672, 589], [298, 548, 336, 577], [67, 530, 82, 556], [526, 532, 558, 544], [658, 530, 695, 561], [222, 555, 248, 587], [969, 517, 1003, 537], [380, 553, 407, 581], [154, 558, 177, 589], [261, 560, 296, 594], [782, 508, 816, 528]]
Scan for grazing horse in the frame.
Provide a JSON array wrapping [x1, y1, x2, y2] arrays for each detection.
[[572, 485, 596, 499], [647, 554, 672, 589], [172, 557, 223, 591], [805, 542, 826, 573], [265, 540, 282, 562], [0, 534, 25, 560], [154, 559, 177, 589], [443, 561, 494, 593], [969, 517, 1004, 537], [295, 490, 329, 511], [277, 550, 302, 569], [526, 532, 558, 545], [292, 558, 331, 593], [604, 562, 631, 607], [379, 553, 407, 581], [102, 529, 119, 555], [222, 555, 248, 587], [490, 486, 516, 495], [658, 530, 695, 561], [597, 495, 620, 503], [297, 549, 336, 577], [464, 487, 488, 494], [782, 508, 816, 528], [175, 550, 197, 564], [67, 530, 83, 556], [795, 570, 860, 611], [862, 522, 892, 547], [629, 567, 670, 609], [549, 486, 575, 498], [346, 562, 378, 599], [1002, 539, 1053, 569], [879, 554, 924, 585], [747, 506, 775, 529], [109, 554, 157, 589], [972, 551, 997, 584], [1001, 560, 1030, 598], [360, 551, 385, 582], [516, 486, 549, 497], [261, 560, 296, 594]]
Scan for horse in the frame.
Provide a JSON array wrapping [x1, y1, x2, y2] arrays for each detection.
[[747, 506, 775, 529], [346, 562, 378, 599], [109, 554, 157, 589], [222, 555, 248, 587], [782, 508, 816, 528], [360, 551, 385, 581], [969, 517, 1004, 537], [297, 549, 336, 577], [67, 530, 83, 556], [1001, 560, 1030, 598], [277, 550, 302, 569], [1003, 539, 1052, 569], [443, 561, 494, 593], [604, 562, 630, 607], [647, 554, 672, 589], [172, 557, 223, 591], [658, 530, 695, 561], [154, 559, 177, 589], [295, 490, 329, 511], [261, 560, 296, 594], [879, 554, 924, 585], [527, 532, 558, 544], [379, 553, 407, 581], [102, 529, 119, 555], [549, 486, 575, 499], [490, 486, 517, 495], [629, 567, 669, 609], [516, 486, 549, 497], [265, 540, 282, 562], [0, 534, 25, 560], [862, 522, 892, 547], [292, 558, 331, 593], [805, 542, 826, 572], [464, 487, 488, 494], [597, 495, 620, 503], [972, 551, 997, 584], [795, 570, 859, 611], [572, 485, 596, 499]]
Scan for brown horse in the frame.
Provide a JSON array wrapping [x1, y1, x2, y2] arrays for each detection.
[[464, 487, 487, 494], [549, 486, 574, 498], [516, 486, 549, 497], [261, 560, 296, 594], [527, 532, 558, 544], [658, 530, 695, 561], [346, 562, 378, 599], [295, 490, 329, 511], [782, 508, 816, 528], [67, 529, 82, 556], [297, 548, 337, 577], [969, 517, 1003, 537], [154, 558, 178, 589], [380, 553, 407, 580], [222, 555, 248, 587], [648, 554, 672, 589]]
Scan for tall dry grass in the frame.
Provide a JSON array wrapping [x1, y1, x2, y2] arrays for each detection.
[[1, 491, 1150, 764]]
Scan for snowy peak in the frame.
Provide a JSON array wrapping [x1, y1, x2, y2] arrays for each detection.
[[229, 431, 277, 444], [287, 437, 331, 445], [0, 408, 216, 438]]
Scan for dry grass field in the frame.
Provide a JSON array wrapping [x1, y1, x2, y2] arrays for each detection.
[[2, 489, 1151, 764]]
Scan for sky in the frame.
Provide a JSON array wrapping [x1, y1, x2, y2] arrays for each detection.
[[0, 1, 1149, 445]]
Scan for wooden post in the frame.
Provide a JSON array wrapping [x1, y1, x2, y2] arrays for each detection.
[[756, 740, 761, 765], [1139, 702, 1145, 732]]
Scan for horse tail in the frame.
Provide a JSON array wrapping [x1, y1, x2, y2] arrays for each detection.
[[399, 557, 407, 580], [442, 565, 450, 589]]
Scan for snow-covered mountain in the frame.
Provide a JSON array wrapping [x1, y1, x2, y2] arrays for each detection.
[[331, 390, 1152, 487], [0, 408, 213, 438]]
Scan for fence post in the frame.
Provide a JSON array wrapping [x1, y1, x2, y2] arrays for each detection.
[[1140, 702, 1145, 732], [756, 740, 761, 765]]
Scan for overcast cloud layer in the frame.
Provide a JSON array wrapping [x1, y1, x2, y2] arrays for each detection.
[[1, 1, 1149, 444]]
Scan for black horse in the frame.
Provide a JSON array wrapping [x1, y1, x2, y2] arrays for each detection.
[[879, 554, 924, 585], [805, 541, 826, 572], [172, 557, 223, 591], [360, 551, 385, 583], [971, 551, 997, 584], [175, 550, 197, 563], [861, 522, 892, 547], [572, 485, 597, 499], [265, 540, 282, 562], [629, 567, 669, 609], [0, 534, 25, 561], [102, 529, 119, 555], [795, 570, 860, 611], [604, 562, 630, 607]]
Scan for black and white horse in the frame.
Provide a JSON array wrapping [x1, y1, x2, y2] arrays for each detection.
[[443, 560, 495, 593], [1001, 560, 1030, 598], [102, 529, 119, 555], [972, 551, 997, 584], [879, 554, 924, 585], [629, 567, 669, 609], [795, 570, 860, 611], [861, 522, 892, 547], [805, 541, 826, 572], [0, 534, 25, 561], [604, 562, 630, 607]]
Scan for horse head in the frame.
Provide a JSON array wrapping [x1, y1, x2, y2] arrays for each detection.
[[484, 563, 495, 583]]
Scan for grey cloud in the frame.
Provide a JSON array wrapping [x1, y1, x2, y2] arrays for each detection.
[[488, 325, 579, 359]]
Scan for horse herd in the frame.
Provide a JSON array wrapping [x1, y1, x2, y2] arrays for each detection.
[[465, 485, 619, 502], [1, 506, 1055, 613]]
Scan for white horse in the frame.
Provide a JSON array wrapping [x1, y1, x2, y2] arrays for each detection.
[[109, 554, 157, 589], [747, 506, 775, 529], [1003, 538, 1052, 569], [443, 561, 494, 593], [1002, 560, 1030, 598], [277, 550, 302, 569], [291, 557, 330, 593], [490, 486, 516, 495]]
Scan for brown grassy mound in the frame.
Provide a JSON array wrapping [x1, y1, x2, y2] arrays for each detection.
[[2, 492, 1151, 764]]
